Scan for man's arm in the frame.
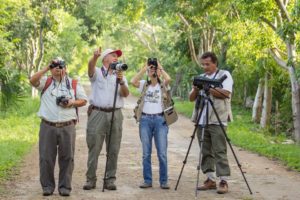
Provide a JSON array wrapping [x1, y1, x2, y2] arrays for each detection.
[[117, 71, 129, 97], [29, 66, 49, 87], [88, 47, 101, 78], [210, 71, 232, 99], [189, 86, 199, 102], [119, 83, 129, 97], [64, 99, 87, 108], [210, 88, 230, 99]]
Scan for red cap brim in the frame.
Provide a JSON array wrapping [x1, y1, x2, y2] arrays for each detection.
[[112, 49, 122, 57]]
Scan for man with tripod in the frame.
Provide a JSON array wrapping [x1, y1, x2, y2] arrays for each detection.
[[83, 47, 129, 191], [189, 52, 233, 194]]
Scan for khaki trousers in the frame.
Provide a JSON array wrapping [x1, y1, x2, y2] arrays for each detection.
[[39, 121, 76, 192], [85, 109, 123, 184], [197, 125, 230, 177]]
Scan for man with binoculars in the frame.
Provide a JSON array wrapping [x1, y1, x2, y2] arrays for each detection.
[[83, 48, 129, 191], [30, 57, 88, 196]]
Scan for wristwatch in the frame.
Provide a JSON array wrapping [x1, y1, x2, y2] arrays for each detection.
[[119, 81, 125, 85]]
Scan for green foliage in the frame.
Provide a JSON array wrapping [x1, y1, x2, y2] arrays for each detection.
[[228, 106, 300, 171], [173, 99, 194, 117], [0, 68, 29, 111], [0, 98, 39, 180]]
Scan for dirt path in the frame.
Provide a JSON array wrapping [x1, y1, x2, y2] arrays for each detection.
[[1, 89, 300, 199]]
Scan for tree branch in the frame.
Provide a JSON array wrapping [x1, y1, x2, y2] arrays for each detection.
[[269, 48, 289, 70], [275, 0, 292, 22], [178, 12, 200, 66], [260, 16, 277, 31], [274, 46, 288, 56]]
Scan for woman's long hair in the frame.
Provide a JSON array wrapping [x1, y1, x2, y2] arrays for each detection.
[[146, 74, 161, 85]]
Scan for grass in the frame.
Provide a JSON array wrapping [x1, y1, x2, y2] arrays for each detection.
[[174, 99, 300, 172], [0, 98, 40, 181]]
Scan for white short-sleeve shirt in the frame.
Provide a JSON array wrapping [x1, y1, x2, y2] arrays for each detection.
[[36, 76, 88, 122], [199, 70, 233, 125], [89, 67, 128, 108]]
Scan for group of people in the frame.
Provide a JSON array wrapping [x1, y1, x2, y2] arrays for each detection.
[[30, 48, 233, 197]]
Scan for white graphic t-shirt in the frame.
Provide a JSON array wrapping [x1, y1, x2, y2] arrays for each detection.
[[138, 80, 163, 114]]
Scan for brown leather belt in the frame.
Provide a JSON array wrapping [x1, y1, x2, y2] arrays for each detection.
[[92, 105, 121, 112], [42, 119, 76, 128]]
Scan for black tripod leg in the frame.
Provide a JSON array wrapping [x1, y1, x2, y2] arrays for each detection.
[[208, 98, 253, 195], [195, 97, 209, 197], [195, 125, 205, 197], [175, 95, 205, 191], [102, 78, 119, 192]]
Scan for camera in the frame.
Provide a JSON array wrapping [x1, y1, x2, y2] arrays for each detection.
[[56, 96, 69, 106], [109, 62, 128, 71], [148, 58, 158, 68], [50, 59, 66, 69], [193, 74, 227, 89]]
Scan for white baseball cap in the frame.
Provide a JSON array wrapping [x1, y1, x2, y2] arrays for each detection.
[[100, 48, 122, 61]]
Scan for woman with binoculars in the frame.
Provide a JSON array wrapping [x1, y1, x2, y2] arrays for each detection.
[[131, 58, 172, 190]]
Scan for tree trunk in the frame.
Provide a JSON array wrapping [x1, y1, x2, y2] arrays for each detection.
[[260, 73, 272, 128], [35, 26, 44, 72], [171, 70, 183, 96], [263, 1, 300, 143], [252, 78, 264, 123], [288, 66, 300, 143], [178, 13, 201, 66], [243, 84, 247, 107]]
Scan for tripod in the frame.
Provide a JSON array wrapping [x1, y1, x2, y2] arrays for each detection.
[[102, 77, 120, 192], [175, 85, 253, 196]]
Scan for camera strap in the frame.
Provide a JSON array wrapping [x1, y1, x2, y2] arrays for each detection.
[[204, 69, 219, 79], [101, 66, 109, 78]]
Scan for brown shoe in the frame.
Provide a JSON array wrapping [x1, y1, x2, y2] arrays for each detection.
[[104, 182, 117, 190], [197, 178, 217, 190], [217, 180, 228, 194], [83, 181, 96, 190]]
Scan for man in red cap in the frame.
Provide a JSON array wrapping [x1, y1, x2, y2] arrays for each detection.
[[83, 47, 129, 191]]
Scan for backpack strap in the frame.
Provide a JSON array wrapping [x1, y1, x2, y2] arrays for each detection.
[[41, 76, 53, 96]]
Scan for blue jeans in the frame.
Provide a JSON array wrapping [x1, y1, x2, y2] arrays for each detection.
[[139, 114, 169, 185]]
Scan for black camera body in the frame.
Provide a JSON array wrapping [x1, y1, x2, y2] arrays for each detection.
[[50, 59, 66, 69], [148, 58, 158, 68], [109, 62, 128, 71], [193, 74, 227, 89], [56, 96, 69, 106]]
